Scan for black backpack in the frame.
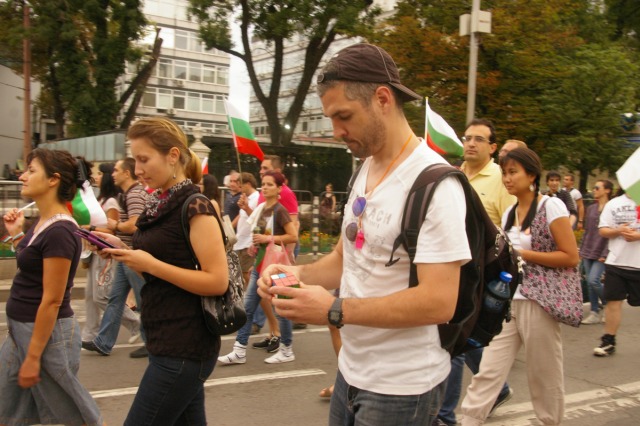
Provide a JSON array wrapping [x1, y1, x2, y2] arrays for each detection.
[[348, 162, 523, 357]]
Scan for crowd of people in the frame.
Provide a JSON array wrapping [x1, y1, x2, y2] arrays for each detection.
[[0, 42, 638, 426]]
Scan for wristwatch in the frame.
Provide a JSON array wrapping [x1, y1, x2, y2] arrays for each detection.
[[327, 297, 344, 329]]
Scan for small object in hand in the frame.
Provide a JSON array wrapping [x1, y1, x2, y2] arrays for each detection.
[[271, 272, 300, 299]]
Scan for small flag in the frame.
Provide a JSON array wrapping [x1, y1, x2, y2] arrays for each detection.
[[425, 99, 464, 157], [616, 147, 640, 205], [201, 157, 209, 175], [225, 100, 265, 161], [66, 181, 107, 226]]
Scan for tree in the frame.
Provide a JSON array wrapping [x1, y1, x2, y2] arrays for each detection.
[[538, 45, 638, 193], [188, 0, 380, 146], [0, 0, 151, 139]]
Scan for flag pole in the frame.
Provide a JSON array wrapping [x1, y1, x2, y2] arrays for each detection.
[[224, 98, 244, 184], [424, 97, 429, 140]]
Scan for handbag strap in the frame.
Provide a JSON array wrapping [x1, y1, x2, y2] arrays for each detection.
[[180, 193, 227, 270]]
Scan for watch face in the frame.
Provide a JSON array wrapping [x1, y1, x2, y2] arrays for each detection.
[[329, 311, 340, 322]]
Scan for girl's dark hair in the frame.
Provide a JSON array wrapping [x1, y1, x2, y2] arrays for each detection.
[[500, 147, 542, 231], [201, 174, 220, 204], [98, 162, 121, 201], [76, 156, 94, 186], [598, 179, 614, 202], [26, 148, 78, 202], [262, 170, 286, 187]]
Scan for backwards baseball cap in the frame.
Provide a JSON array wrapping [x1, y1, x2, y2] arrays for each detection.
[[316, 43, 421, 102]]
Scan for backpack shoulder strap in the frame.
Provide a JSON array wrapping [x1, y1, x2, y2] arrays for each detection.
[[385, 163, 468, 287]]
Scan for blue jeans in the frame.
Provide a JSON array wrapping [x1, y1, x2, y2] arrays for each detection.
[[236, 269, 293, 346], [0, 318, 103, 426], [124, 354, 216, 425], [253, 304, 266, 328], [438, 348, 510, 425], [94, 262, 145, 354], [583, 258, 606, 312], [329, 370, 445, 425]]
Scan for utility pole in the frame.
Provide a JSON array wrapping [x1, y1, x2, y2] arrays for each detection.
[[460, 1, 492, 124], [23, 1, 32, 166]]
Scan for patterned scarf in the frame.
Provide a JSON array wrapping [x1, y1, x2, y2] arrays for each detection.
[[144, 179, 193, 218]]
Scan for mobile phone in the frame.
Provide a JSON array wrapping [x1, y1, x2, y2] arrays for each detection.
[[74, 228, 116, 249], [271, 272, 300, 299]]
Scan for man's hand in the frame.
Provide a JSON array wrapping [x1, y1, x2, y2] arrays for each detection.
[[257, 264, 301, 298], [269, 283, 336, 326]]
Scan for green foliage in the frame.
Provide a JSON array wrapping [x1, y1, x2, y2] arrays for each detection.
[[0, 0, 147, 138], [379, 0, 639, 190], [188, 0, 381, 146]]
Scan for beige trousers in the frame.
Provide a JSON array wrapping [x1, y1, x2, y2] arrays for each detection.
[[460, 300, 564, 425]]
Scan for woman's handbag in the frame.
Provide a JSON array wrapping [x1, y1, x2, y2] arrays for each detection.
[[181, 194, 247, 335], [521, 199, 583, 327], [221, 214, 238, 249]]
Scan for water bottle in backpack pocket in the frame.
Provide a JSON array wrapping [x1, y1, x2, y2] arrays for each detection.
[[468, 271, 513, 348]]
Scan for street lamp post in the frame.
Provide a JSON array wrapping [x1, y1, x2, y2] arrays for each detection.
[[190, 123, 211, 164], [460, 1, 492, 124]]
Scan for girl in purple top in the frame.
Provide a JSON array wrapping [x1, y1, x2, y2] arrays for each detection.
[[0, 149, 103, 425], [580, 179, 614, 324]]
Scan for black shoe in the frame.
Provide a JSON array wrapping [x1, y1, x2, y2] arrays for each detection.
[[130, 346, 149, 358], [293, 323, 307, 330], [594, 334, 616, 357], [82, 340, 109, 356], [488, 388, 513, 417], [252, 336, 281, 353]]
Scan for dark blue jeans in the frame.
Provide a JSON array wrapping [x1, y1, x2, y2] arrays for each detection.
[[329, 370, 445, 425], [124, 354, 216, 426], [438, 348, 510, 425]]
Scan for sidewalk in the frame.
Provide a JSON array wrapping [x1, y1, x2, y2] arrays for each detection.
[[0, 253, 325, 303]]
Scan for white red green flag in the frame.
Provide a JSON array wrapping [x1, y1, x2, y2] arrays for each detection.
[[616, 147, 640, 205], [66, 181, 107, 226], [425, 99, 463, 157], [201, 157, 209, 175], [225, 100, 265, 161]]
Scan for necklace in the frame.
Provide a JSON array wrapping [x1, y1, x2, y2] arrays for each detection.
[[353, 133, 414, 249]]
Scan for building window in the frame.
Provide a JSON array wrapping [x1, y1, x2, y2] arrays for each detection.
[[203, 65, 215, 84], [142, 90, 156, 107], [189, 63, 202, 82], [158, 59, 172, 78], [217, 67, 229, 85], [175, 30, 188, 50], [173, 91, 186, 109], [202, 94, 214, 112], [158, 89, 172, 109], [174, 61, 187, 80]]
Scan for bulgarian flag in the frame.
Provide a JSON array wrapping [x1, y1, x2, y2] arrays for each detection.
[[225, 100, 265, 161], [66, 180, 107, 227], [425, 98, 464, 157], [201, 157, 209, 175], [616, 147, 640, 205]]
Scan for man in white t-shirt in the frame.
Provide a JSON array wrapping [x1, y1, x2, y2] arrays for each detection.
[[593, 193, 640, 357], [257, 43, 470, 425], [563, 174, 584, 229], [234, 172, 260, 286]]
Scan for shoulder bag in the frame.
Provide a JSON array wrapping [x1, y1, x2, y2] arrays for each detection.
[[181, 193, 247, 335], [521, 199, 583, 327]]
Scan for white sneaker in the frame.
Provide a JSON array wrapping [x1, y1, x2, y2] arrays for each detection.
[[128, 330, 141, 344], [264, 344, 295, 364], [581, 311, 601, 325], [217, 343, 247, 365]]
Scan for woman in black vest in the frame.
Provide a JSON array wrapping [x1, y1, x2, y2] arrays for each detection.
[[96, 117, 228, 425]]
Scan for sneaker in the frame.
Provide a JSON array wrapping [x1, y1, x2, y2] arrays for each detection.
[[82, 340, 109, 356], [581, 311, 601, 325], [128, 330, 142, 344], [265, 344, 295, 364], [130, 346, 149, 358], [218, 343, 247, 365], [488, 387, 513, 417], [431, 419, 451, 426], [594, 335, 616, 357], [251, 324, 262, 335], [253, 335, 281, 353], [293, 323, 308, 330]]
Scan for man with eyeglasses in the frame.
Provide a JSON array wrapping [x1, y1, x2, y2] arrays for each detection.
[[435, 120, 516, 426], [256, 43, 471, 425], [223, 171, 242, 229]]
